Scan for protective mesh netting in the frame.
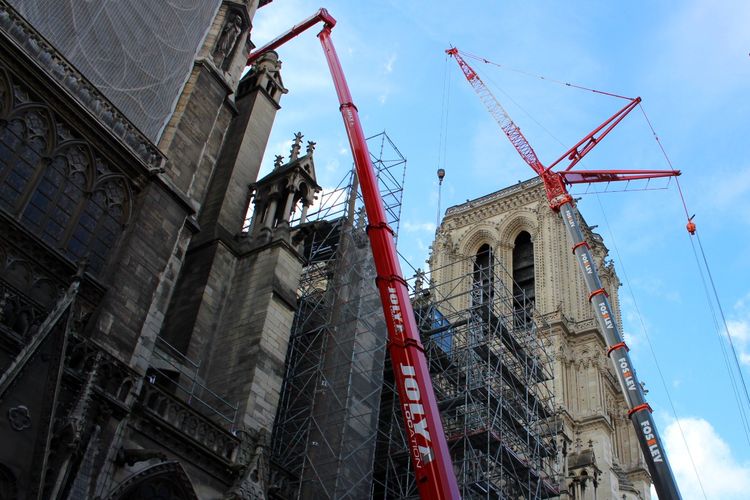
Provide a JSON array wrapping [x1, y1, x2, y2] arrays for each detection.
[[10, 0, 221, 141]]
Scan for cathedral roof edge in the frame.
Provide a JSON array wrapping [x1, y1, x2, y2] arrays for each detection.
[[444, 176, 543, 218]]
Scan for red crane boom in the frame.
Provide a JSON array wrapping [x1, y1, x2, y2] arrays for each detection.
[[447, 48, 682, 499], [248, 10, 460, 499]]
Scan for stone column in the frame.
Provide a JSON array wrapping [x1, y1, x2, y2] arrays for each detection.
[[282, 192, 296, 223], [263, 198, 278, 229]]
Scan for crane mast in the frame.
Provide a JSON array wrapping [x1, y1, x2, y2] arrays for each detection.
[[447, 48, 682, 500], [248, 11, 460, 499]]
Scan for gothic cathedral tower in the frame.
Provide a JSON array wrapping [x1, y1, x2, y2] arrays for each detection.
[[431, 177, 651, 499]]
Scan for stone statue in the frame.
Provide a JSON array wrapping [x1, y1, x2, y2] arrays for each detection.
[[214, 13, 243, 68]]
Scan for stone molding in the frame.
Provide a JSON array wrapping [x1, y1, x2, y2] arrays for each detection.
[[445, 177, 543, 218]]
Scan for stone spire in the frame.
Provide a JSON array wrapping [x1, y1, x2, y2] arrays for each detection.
[[290, 132, 303, 161]]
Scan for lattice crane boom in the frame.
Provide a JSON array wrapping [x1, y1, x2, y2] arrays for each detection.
[[447, 47, 683, 500], [446, 48, 544, 175]]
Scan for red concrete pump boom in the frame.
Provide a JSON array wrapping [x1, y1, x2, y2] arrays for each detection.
[[447, 47, 683, 500], [248, 10, 461, 500]]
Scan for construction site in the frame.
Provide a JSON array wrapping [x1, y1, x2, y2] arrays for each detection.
[[8, 2, 747, 499], [268, 133, 559, 498]]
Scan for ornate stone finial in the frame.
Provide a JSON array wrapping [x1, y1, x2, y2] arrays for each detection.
[[224, 429, 269, 499], [213, 12, 244, 69], [306, 140, 316, 156], [273, 155, 284, 170], [290, 132, 303, 161], [414, 268, 426, 293]]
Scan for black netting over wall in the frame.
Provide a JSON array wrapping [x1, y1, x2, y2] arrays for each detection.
[[10, 0, 221, 141]]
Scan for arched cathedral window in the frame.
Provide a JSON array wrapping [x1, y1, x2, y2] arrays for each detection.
[[0, 72, 132, 276], [472, 243, 494, 308], [512, 231, 535, 328], [0, 108, 50, 213]]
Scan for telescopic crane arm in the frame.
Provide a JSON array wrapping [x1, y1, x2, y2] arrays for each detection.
[[447, 47, 682, 500], [248, 11, 461, 500]]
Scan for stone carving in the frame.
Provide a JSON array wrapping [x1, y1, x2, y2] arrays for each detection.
[[7, 405, 31, 431], [305, 140, 316, 156], [116, 448, 168, 467], [289, 132, 303, 161], [224, 429, 268, 499], [139, 383, 239, 460], [414, 268, 425, 293], [214, 13, 244, 69], [0, 291, 40, 338]]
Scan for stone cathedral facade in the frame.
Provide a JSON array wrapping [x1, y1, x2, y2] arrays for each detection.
[[0, 0, 319, 498], [431, 177, 652, 499]]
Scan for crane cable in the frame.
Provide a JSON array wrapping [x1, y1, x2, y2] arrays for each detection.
[[638, 106, 750, 447], [437, 52, 452, 186], [458, 49, 634, 101], [689, 231, 750, 447], [593, 193, 709, 499], [454, 55, 709, 494]]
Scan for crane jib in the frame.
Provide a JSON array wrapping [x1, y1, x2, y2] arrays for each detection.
[[447, 46, 682, 499]]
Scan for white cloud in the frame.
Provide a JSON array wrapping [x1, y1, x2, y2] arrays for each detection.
[[723, 292, 750, 366], [661, 417, 750, 499], [384, 53, 397, 74]]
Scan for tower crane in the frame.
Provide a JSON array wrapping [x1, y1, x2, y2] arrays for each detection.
[[447, 47, 682, 500]]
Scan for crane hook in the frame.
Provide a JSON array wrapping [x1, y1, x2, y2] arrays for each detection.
[[686, 214, 696, 235]]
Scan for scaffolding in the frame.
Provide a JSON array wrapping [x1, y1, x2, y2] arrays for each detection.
[[270, 132, 406, 499], [270, 130, 557, 499], [372, 253, 559, 499]]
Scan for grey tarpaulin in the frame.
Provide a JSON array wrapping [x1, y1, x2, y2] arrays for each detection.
[[10, 0, 222, 141]]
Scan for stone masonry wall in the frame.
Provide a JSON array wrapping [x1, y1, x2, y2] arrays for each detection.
[[203, 239, 303, 433]]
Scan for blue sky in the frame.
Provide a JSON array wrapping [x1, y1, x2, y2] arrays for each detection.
[[253, 1, 750, 497]]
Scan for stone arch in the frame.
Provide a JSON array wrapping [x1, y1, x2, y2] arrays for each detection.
[[0, 68, 135, 276], [106, 461, 198, 500], [498, 211, 537, 248], [6, 103, 57, 153], [49, 139, 98, 191], [458, 224, 499, 258]]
